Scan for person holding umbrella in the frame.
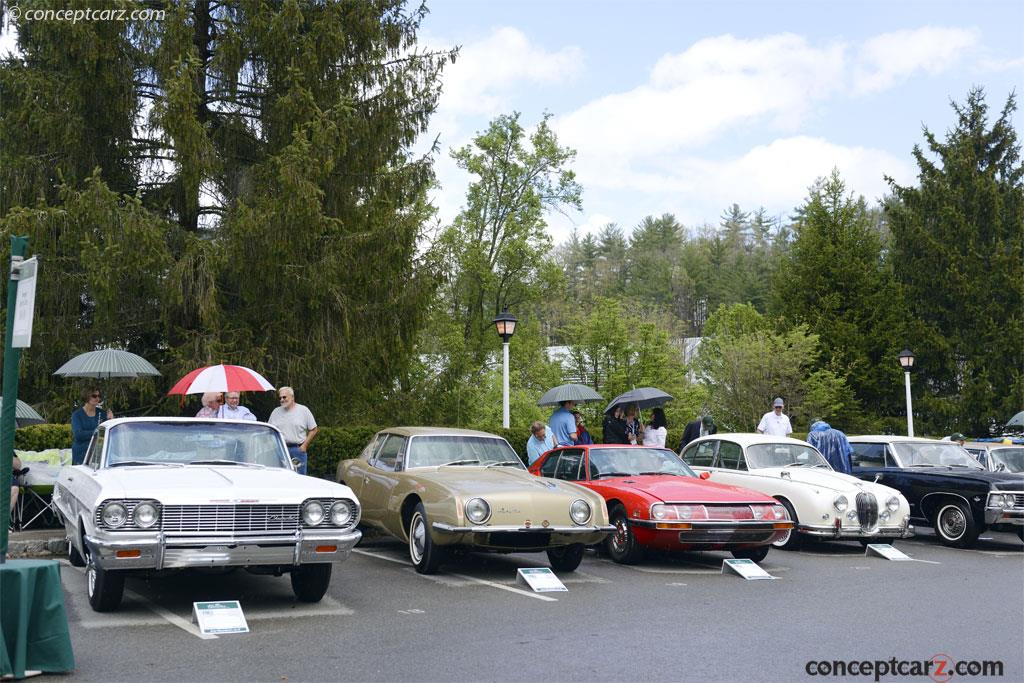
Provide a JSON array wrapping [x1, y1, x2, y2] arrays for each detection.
[[602, 405, 629, 445], [71, 387, 113, 465], [549, 400, 578, 446]]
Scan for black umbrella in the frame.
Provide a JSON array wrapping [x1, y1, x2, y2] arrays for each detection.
[[603, 387, 674, 414], [537, 383, 604, 406]]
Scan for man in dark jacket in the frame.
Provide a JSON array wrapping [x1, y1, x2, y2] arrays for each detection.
[[679, 415, 716, 451], [602, 405, 629, 444]]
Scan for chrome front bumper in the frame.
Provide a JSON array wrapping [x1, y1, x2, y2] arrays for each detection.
[[985, 508, 1024, 526], [799, 523, 914, 539], [431, 522, 614, 549], [631, 519, 793, 544], [85, 528, 362, 570]]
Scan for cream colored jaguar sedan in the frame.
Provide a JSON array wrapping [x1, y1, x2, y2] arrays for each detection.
[[338, 427, 613, 574]]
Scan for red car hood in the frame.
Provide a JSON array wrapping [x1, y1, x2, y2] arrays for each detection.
[[600, 475, 776, 504]]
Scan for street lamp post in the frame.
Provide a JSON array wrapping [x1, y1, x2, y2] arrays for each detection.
[[898, 348, 915, 437], [493, 309, 518, 429]]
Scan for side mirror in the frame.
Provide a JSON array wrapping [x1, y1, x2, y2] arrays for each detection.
[[873, 474, 882, 483], [699, 471, 711, 480]]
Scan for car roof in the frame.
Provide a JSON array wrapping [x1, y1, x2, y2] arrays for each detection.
[[102, 417, 275, 427], [378, 426, 505, 439], [964, 441, 1024, 450], [692, 432, 812, 447], [847, 435, 945, 443]]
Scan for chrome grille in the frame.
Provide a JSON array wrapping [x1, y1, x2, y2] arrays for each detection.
[[856, 492, 879, 530], [161, 504, 300, 533], [1013, 494, 1024, 509]]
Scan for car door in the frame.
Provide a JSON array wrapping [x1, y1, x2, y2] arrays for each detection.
[[61, 426, 107, 533], [702, 439, 747, 488], [680, 439, 718, 474], [552, 448, 585, 482], [358, 434, 407, 528], [344, 433, 385, 499]]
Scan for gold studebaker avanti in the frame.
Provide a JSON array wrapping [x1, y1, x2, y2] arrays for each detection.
[[338, 427, 613, 574]]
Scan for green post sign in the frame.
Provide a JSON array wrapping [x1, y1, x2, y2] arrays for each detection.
[[1, 235, 29, 562]]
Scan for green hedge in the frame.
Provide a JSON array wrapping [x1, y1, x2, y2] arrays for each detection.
[[15, 424, 72, 450]]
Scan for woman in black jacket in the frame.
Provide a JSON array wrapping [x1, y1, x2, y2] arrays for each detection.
[[602, 404, 630, 444]]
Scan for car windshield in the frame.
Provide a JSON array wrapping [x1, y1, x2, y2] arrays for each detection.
[[103, 421, 290, 469], [989, 448, 1024, 473], [589, 448, 694, 478], [407, 435, 525, 469], [745, 443, 831, 469], [891, 442, 984, 469]]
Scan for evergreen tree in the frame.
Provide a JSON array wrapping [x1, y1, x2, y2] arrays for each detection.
[[887, 89, 1024, 434]]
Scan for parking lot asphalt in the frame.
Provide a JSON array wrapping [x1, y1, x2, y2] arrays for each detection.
[[41, 529, 1024, 682]]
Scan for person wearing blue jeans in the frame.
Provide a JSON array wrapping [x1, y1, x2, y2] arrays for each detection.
[[268, 386, 318, 475]]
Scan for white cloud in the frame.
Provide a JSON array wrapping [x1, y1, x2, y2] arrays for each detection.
[[554, 33, 846, 158], [853, 26, 979, 94], [978, 54, 1024, 72]]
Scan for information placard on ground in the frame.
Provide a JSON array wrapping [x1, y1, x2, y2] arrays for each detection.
[[722, 558, 778, 580], [192, 600, 250, 634], [865, 544, 913, 561], [516, 567, 568, 592]]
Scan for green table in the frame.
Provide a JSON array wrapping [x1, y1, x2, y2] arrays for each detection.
[[1, 560, 75, 679]]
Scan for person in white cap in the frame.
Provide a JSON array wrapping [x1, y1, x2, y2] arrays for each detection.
[[757, 397, 793, 437]]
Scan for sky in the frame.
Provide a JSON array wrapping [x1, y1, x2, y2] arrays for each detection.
[[416, 0, 1024, 244]]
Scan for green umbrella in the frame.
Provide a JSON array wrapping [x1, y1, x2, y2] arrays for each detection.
[[0, 396, 44, 427], [537, 383, 604, 406], [53, 348, 160, 379]]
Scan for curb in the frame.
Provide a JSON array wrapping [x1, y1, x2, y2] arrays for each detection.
[[6, 536, 68, 558]]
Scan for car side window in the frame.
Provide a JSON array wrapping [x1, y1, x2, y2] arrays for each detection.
[[682, 440, 717, 467], [373, 435, 405, 472], [84, 429, 105, 469], [361, 434, 385, 462], [554, 449, 584, 481], [718, 441, 742, 469], [539, 451, 561, 478], [850, 443, 886, 468]]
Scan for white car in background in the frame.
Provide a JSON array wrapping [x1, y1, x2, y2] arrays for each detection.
[[53, 417, 362, 612], [679, 433, 912, 549]]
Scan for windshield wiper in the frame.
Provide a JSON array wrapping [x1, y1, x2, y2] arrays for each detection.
[[637, 471, 676, 476], [109, 461, 184, 468], [593, 472, 631, 478], [439, 459, 480, 467], [784, 463, 808, 467], [189, 460, 264, 468], [486, 462, 521, 468], [907, 463, 937, 467]]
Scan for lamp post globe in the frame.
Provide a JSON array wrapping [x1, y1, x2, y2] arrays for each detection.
[[898, 348, 915, 437], [493, 309, 518, 428]]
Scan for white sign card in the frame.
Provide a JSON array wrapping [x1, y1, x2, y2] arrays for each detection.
[[192, 600, 250, 634], [12, 257, 38, 348], [516, 567, 568, 592], [722, 558, 777, 580], [865, 544, 912, 561]]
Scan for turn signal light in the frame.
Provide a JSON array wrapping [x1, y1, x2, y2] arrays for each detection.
[[773, 523, 792, 529], [655, 522, 692, 530], [315, 545, 338, 553], [115, 549, 141, 558]]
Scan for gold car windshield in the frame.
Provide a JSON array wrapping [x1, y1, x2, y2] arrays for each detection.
[[407, 435, 526, 469]]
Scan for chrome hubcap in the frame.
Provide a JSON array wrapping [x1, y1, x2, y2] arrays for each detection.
[[612, 519, 628, 552], [410, 514, 425, 562], [940, 507, 966, 539]]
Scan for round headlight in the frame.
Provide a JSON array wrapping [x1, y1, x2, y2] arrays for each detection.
[[134, 502, 159, 529], [330, 501, 353, 526], [880, 510, 891, 521], [302, 501, 325, 526], [833, 495, 849, 513], [846, 510, 857, 521], [886, 496, 900, 513], [101, 502, 127, 528], [570, 499, 592, 525], [651, 504, 666, 520], [989, 494, 1005, 508], [465, 498, 490, 524]]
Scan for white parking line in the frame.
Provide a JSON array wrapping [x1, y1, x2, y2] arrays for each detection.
[[353, 549, 558, 602], [124, 588, 218, 640]]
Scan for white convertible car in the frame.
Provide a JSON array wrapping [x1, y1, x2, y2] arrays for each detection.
[[679, 433, 912, 549], [53, 417, 361, 612]]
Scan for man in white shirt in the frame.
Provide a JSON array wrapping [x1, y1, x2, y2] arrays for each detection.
[[757, 397, 793, 437], [218, 392, 257, 421], [269, 386, 318, 475]]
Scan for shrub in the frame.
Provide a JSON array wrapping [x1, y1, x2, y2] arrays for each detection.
[[15, 424, 72, 450]]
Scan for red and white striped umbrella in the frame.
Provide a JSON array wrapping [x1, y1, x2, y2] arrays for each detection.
[[168, 364, 274, 395]]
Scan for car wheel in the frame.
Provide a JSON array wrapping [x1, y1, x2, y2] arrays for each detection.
[[770, 499, 802, 551], [86, 548, 124, 612], [68, 537, 86, 568], [546, 543, 585, 572], [933, 501, 979, 548], [290, 563, 333, 602], [604, 504, 642, 564], [731, 546, 770, 563], [408, 503, 446, 574]]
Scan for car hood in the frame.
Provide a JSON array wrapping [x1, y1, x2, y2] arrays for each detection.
[[91, 465, 353, 505], [411, 466, 607, 525], [921, 468, 1024, 489], [598, 475, 777, 504], [752, 466, 898, 496]]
